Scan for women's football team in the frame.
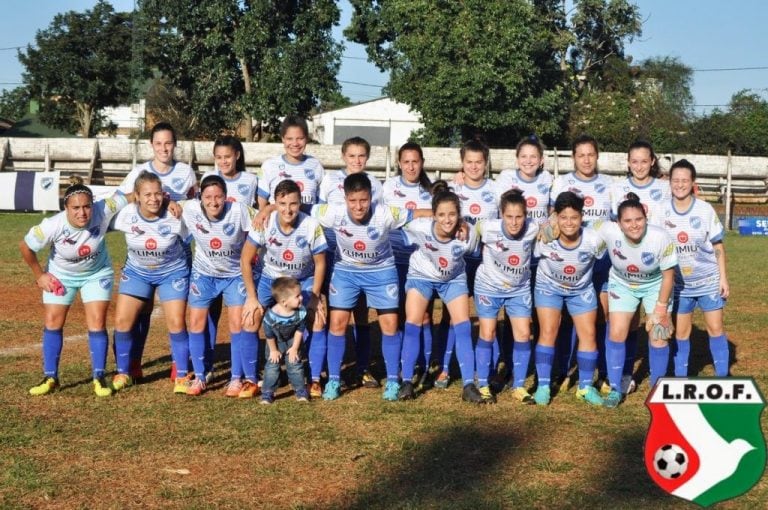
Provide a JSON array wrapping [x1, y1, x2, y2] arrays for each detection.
[[21, 118, 730, 408]]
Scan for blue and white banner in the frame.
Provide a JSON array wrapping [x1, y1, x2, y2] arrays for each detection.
[[0, 171, 61, 211]]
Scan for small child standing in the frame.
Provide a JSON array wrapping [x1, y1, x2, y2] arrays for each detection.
[[261, 277, 310, 404]]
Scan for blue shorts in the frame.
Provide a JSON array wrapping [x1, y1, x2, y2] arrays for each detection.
[[406, 277, 467, 305], [534, 285, 597, 316], [44, 265, 114, 305], [607, 279, 667, 314], [258, 274, 315, 308], [118, 265, 189, 303], [328, 267, 399, 311], [474, 291, 532, 319], [675, 293, 725, 314], [188, 271, 246, 308]]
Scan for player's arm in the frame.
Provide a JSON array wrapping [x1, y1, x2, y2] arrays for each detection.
[[714, 241, 729, 298], [19, 240, 59, 293], [240, 240, 263, 326], [309, 252, 326, 327]]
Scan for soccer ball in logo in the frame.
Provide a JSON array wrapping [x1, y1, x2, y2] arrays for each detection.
[[654, 444, 688, 479]]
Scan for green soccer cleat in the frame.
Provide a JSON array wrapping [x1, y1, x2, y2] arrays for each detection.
[[92, 377, 113, 397], [382, 381, 400, 401], [322, 380, 341, 401], [603, 390, 623, 409], [576, 386, 604, 406], [29, 377, 59, 396], [533, 385, 551, 406]]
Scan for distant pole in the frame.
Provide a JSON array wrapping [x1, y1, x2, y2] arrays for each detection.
[[553, 147, 559, 178], [725, 149, 733, 230]]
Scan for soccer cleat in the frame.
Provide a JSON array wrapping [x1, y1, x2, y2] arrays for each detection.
[[29, 377, 59, 396], [308, 381, 322, 398], [239, 380, 259, 398], [382, 381, 400, 401], [173, 375, 192, 394], [576, 386, 605, 406], [361, 370, 381, 388], [621, 375, 637, 394], [398, 381, 416, 401], [129, 360, 144, 380], [186, 378, 206, 396], [533, 385, 551, 406], [509, 386, 535, 405], [204, 372, 214, 384], [295, 388, 310, 402], [322, 380, 341, 401], [110, 374, 133, 392], [260, 391, 275, 405], [599, 380, 612, 395], [434, 372, 450, 389], [224, 379, 243, 397], [461, 383, 484, 404], [489, 374, 508, 395], [93, 377, 113, 397], [603, 390, 623, 408], [478, 385, 497, 404]]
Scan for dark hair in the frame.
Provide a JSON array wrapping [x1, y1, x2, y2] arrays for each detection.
[[199, 175, 227, 220], [515, 135, 545, 175], [669, 159, 697, 181], [280, 115, 309, 138], [397, 142, 432, 190], [63, 183, 94, 206], [274, 179, 301, 200], [341, 137, 371, 157], [500, 189, 526, 215], [271, 276, 301, 303], [150, 122, 177, 144], [343, 172, 371, 195], [430, 180, 461, 215], [213, 135, 246, 173], [571, 134, 599, 156], [553, 191, 584, 214], [133, 170, 162, 195], [460, 139, 490, 165], [617, 191, 646, 220], [627, 139, 661, 179]]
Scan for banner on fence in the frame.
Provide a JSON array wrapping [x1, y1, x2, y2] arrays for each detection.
[[0, 171, 60, 212]]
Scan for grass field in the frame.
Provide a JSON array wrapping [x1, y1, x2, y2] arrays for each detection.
[[0, 211, 766, 509]]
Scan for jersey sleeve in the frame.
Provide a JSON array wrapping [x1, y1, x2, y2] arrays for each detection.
[[118, 167, 139, 195], [310, 204, 337, 229], [256, 163, 274, 200], [659, 233, 678, 271], [318, 174, 331, 204], [308, 220, 328, 254], [23, 216, 57, 252], [708, 206, 725, 243], [239, 204, 255, 233], [101, 192, 129, 223], [388, 206, 412, 229]]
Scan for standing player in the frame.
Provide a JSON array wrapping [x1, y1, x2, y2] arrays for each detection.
[[474, 190, 539, 404], [533, 191, 606, 406], [664, 160, 730, 378], [21, 181, 130, 397], [110, 171, 191, 393], [241, 179, 327, 399]]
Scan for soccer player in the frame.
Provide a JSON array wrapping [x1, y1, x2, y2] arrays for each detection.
[[312, 173, 427, 401], [318, 137, 383, 389], [495, 136, 553, 227], [474, 190, 539, 404], [597, 193, 678, 408], [398, 181, 481, 402], [664, 159, 730, 378], [180, 175, 256, 396], [202, 135, 259, 207], [241, 179, 327, 399], [533, 191, 607, 406], [110, 171, 191, 393], [21, 180, 130, 397]]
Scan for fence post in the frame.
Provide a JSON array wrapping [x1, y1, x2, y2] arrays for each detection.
[[725, 149, 733, 230], [553, 147, 559, 178]]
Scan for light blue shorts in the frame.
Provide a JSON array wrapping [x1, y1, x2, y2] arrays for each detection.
[[328, 267, 399, 311], [674, 293, 725, 314], [118, 265, 189, 302], [607, 279, 667, 314], [534, 285, 597, 316], [406, 277, 468, 305], [44, 265, 114, 305], [188, 271, 246, 308], [258, 274, 315, 308], [474, 291, 532, 319]]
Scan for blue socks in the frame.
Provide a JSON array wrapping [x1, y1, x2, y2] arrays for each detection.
[[130, 312, 151, 363], [88, 330, 108, 379], [535, 344, 555, 387], [401, 322, 421, 382], [421, 323, 433, 369], [710, 334, 729, 376], [512, 340, 531, 388], [649, 342, 670, 388], [606, 339, 625, 391], [169, 330, 189, 377], [240, 330, 259, 382], [576, 350, 598, 389], [42, 328, 63, 378], [188, 331, 206, 379], [306, 328, 327, 381], [475, 338, 493, 387], [326, 332, 346, 381], [114, 330, 133, 375], [442, 326, 456, 373], [453, 321, 474, 386], [673, 338, 690, 376], [381, 333, 402, 382]]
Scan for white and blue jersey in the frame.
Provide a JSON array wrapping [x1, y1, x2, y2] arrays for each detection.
[[202, 169, 259, 207], [311, 203, 411, 272], [258, 154, 324, 208], [475, 219, 539, 297], [111, 203, 190, 277], [25, 193, 128, 277], [382, 175, 433, 266], [662, 198, 723, 297], [319, 169, 383, 207], [550, 172, 613, 226], [534, 228, 607, 295], [247, 211, 327, 281], [611, 177, 671, 226], [181, 201, 255, 278], [455, 179, 499, 227], [494, 169, 553, 226], [401, 218, 479, 282], [119, 161, 197, 201]]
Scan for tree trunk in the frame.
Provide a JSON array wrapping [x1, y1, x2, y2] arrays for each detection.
[[239, 57, 254, 141], [76, 101, 93, 138]]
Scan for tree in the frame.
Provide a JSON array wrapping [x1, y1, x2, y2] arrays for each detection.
[[138, 0, 342, 140], [0, 87, 30, 121], [687, 91, 768, 156], [18, 1, 138, 137]]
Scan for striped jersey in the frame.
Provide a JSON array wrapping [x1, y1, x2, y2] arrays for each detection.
[[111, 203, 190, 276], [246, 211, 327, 281], [382, 175, 433, 265], [550, 172, 613, 225], [494, 169, 553, 225], [119, 161, 197, 201], [201, 169, 259, 207], [661, 198, 724, 297], [25, 193, 128, 276], [535, 227, 607, 295], [181, 201, 254, 277], [318, 169, 383, 206], [258, 155, 324, 207], [611, 177, 671, 226], [475, 219, 539, 297], [401, 218, 479, 282], [454, 179, 499, 225]]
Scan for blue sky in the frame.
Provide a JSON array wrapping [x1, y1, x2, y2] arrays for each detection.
[[1, 1, 766, 115]]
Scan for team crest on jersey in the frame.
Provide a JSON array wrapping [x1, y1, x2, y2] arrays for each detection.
[[419, 190, 431, 201], [172, 278, 188, 292], [537, 183, 549, 194], [295, 235, 308, 248], [190, 283, 201, 296], [522, 240, 532, 252], [690, 216, 702, 229], [451, 245, 465, 259], [172, 178, 184, 191], [481, 191, 495, 203], [304, 168, 316, 180], [508, 254, 520, 266], [386, 284, 398, 299], [641, 251, 655, 266], [129, 214, 138, 224], [223, 223, 236, 236], [210, 237, 222, 249], [615, 239, 622, 248], [353, 240, 366, 251], [158, 224, 171, 236], [650, 189, 663, 201], [366, 226, 380, 240], [99, 278, 112, 290], [645, 378, 766, 507], [283, 249, 295, 261], [40, 177, 53, 190], [595, 183, 606, 193], [145, 238, 157, 250], [237, 184, 250, 196]]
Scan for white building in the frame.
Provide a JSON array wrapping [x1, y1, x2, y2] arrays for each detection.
[[310, 97, 424, 147], [100, 99, 146, 138]]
